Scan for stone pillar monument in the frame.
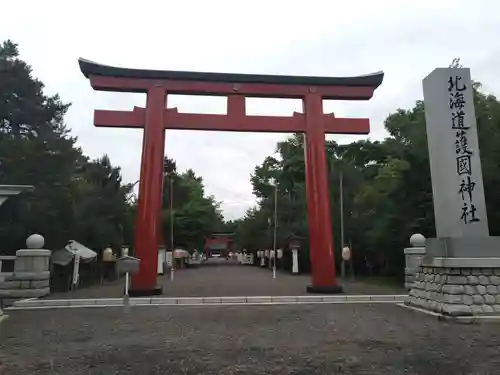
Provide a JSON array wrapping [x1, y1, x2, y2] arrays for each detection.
[[406, 67, 500, 316]]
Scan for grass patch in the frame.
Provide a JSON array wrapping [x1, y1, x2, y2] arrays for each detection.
[[354, 275, 403, 288]]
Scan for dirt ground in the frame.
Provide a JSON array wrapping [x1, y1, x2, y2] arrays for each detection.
[[1, 303, 499, 374], [46, 258, 406, 299]]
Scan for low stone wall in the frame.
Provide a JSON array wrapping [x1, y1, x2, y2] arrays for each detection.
[[0, 272, 50, 298], [407, 264, 500, 316]]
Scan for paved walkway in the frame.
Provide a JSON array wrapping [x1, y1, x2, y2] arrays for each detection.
[[46, 258, 405, 299], [2, 304, 499, 374]]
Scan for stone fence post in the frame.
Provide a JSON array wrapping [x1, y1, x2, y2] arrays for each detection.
[[0, 234, 51, 299], [404, 233, 426, 290]]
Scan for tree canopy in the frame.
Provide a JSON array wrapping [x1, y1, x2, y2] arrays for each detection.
[[161, 157, 224, 252], [0, 40, 136, 254], [0, 40, 222, 257]]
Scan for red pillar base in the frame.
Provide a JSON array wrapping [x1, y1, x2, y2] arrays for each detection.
[[128, 286, 163, 297], [306, 284, 344, 294]]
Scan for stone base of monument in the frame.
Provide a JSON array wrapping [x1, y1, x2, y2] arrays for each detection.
[[406, 257, 500, 317]]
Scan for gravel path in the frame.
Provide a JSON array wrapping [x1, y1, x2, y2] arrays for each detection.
[[46, 258, 405, 299], [1, 304, 499, 374]]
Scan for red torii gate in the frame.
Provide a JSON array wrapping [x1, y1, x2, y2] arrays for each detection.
[[79, 58, 383, 296]]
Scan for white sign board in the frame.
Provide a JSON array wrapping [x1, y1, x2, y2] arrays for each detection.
[[158, 248, 166, 274], [72, 253, 80, 286], [423, 68, 489, 238]]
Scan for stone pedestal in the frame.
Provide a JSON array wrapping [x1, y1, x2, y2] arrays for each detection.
[[407, 258, 500, 316], [404, 235, 426, 290]]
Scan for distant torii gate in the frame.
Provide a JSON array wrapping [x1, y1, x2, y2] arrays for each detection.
[[79, 59, 383, 296]]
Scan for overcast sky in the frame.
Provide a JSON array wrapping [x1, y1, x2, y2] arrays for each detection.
[[2, 0, 500, 219]]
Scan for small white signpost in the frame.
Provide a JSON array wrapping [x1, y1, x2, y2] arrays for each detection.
[[117, 253, 140, 311], [72, 252, 80, 289]]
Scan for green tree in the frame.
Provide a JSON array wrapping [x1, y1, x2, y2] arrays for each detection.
[[161, 158, 224, 252], [0, 40, 135, 257]]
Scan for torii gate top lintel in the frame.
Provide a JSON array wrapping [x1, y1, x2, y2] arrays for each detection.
[[78, 58, 384, 100]]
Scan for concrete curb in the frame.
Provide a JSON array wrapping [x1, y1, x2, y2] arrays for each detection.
[[6, 295, 408, 310], [397, 303, 500, 324]]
